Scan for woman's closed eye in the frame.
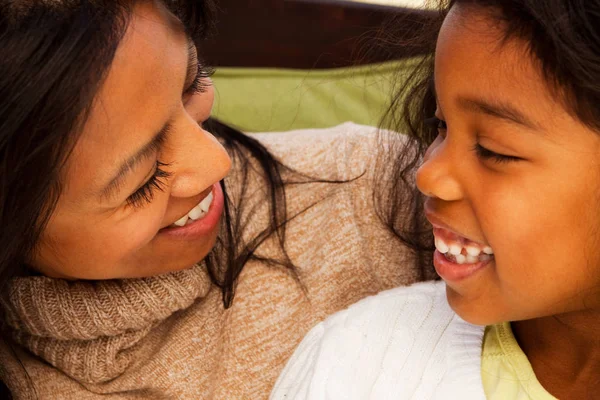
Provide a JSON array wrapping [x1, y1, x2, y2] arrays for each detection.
[[126, 161, 173, 209], [425, 116, 522, 164], [124, 59, 214, 210], [184, 63, 214, 97]]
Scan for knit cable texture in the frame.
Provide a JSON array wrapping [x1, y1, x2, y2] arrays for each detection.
[[2, 263, 211, 383]]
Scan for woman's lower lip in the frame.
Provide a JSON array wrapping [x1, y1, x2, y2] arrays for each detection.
[[158, 183, 224, 240], [433, 250, 492, 282]]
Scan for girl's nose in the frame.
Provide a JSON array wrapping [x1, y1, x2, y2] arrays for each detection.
[[416, 137, 463, 201]]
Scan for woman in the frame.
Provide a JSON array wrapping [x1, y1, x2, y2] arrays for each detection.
[[0, 0, 426, 398]]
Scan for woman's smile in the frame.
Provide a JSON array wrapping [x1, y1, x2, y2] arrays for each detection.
[[158, 182, 224, 240], [29, 2, 232, 280]]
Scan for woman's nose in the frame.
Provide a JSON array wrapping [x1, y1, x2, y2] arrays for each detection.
[[168, 115, 232, 199], [416, 137, 463, 201]]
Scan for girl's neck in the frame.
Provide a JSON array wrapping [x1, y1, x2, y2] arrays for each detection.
[[512, 311, 600, 399]]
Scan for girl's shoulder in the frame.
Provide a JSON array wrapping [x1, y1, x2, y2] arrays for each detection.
[[271, 281, 487, 400]]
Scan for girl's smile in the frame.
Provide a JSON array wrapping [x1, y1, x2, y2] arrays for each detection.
[[426, 207, 494, 281]]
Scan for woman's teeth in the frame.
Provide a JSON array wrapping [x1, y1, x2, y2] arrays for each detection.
[[172, 192, 214, 227], [435, 236, 493, 265]]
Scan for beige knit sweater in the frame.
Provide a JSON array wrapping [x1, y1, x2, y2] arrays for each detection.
[[0, 123, 429, 399]]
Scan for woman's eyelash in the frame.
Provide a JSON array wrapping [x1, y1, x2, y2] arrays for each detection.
[[126, 161, 173, 209], [184, 63, 215, 96]]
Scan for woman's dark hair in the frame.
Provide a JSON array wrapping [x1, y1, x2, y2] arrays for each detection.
[[0, 0, 299, 307], [0, 0, 292, 360], [380, 0, 600, 274], [0, 1, 299, 393]]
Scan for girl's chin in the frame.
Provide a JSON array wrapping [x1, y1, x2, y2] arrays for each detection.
[[444, 284, 505, 326]]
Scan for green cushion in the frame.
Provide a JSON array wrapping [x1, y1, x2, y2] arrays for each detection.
[[211, 59, 419, 132]]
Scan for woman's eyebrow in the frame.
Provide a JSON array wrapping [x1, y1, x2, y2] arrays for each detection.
[[98, 122, 171, 201]]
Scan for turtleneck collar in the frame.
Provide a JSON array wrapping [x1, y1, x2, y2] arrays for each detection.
[[1, 263, 212, 383]]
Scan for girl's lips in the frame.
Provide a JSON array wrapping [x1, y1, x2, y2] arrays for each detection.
[[433, 250, 492, 282], [158, 182, 224, 240]]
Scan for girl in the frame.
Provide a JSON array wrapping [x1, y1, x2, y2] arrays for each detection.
[[0, 0, 425, 398], [272, 0, 600, 399]]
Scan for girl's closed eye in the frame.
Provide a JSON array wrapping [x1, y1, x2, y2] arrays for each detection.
[[425, 116, 522, 163], [472, 143, 522, 164], [126, 161, 172, 209]]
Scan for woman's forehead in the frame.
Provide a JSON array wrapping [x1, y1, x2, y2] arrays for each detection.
[[64, 1, 188, 200]]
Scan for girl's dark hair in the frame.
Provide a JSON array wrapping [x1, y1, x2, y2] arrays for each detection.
[[380, 0, 600, 275]]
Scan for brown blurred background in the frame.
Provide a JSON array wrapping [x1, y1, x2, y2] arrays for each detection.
[[200, 0, 436, 69]]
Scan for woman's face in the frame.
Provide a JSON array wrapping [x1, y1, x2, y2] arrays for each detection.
[[416, 4, 600, 325], [31, 1, 231, 280]]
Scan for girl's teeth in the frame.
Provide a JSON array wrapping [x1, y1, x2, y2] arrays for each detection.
[[434, 234, 494, 265], [449, 245, 462, 256], [466, 255, 478, 264], [466, 246, 481, 257], [435, 237, 449, 254]]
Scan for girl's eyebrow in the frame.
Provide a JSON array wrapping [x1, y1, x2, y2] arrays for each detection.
[[98, 122, 171, 201], [458, 96, 540, 131]]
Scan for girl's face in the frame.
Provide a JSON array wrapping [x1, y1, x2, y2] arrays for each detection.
[[417, 4, 600, 325], [31, 1, 231, 280]]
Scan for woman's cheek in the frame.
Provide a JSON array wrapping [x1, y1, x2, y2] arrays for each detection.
[[111, 209, 165, 253]]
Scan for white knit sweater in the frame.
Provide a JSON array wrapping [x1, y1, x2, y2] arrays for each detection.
[[271, 281, 487, 400]]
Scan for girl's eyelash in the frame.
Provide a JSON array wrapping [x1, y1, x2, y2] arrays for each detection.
[[472, 144, 521, 163], [425, 115, 520, 164], [184, 63, 215, 96], [126, 161, 173, 209]]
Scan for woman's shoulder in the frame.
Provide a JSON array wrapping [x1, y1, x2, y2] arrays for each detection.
[[271, 280, 487, 400], [250, 123, 403, 179], [250, 122, 381, 149]]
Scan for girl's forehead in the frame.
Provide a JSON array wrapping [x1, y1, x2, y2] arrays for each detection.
[[434, 4, 600, 158], [435, 6, 558, 126]]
